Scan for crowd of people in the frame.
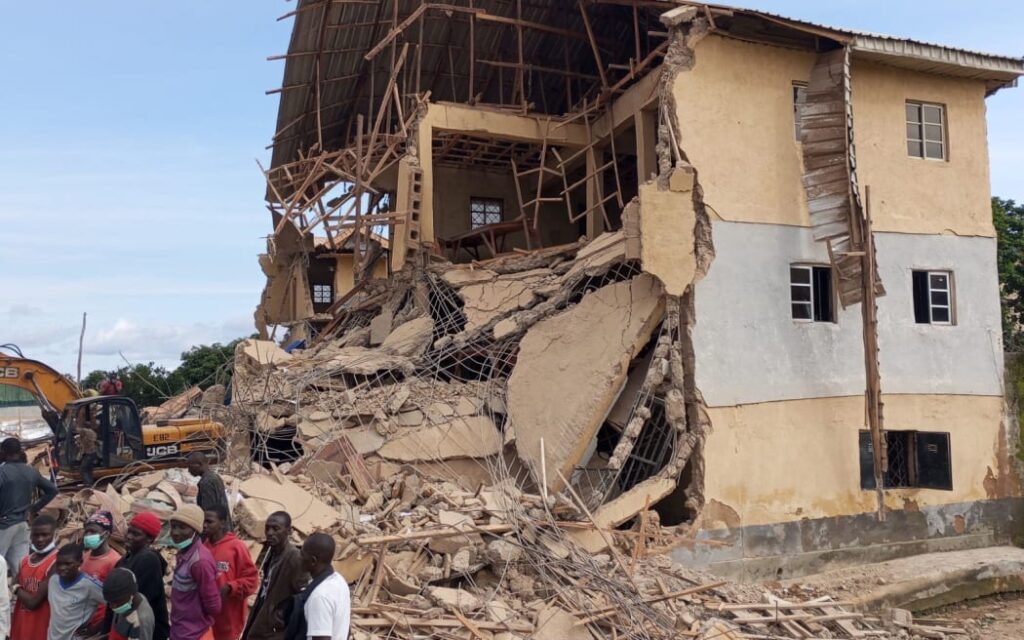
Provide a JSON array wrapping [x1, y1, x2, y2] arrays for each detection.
[[0, 440, 352, 640]]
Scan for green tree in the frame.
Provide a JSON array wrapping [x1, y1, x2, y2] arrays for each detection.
[[994, 197, 1024, 352], [81, 363, 181, 407], [78, 335, 254, 407], [175, 338, 248, 389]]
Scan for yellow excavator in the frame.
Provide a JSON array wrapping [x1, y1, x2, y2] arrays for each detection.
[[0, 344, 223, 481]]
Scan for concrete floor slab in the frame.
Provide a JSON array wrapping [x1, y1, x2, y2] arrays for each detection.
[[778, 546, 1024, 612]]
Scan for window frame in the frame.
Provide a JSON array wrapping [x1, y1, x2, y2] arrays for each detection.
[[905, 101, 947, 161], [912, 270, 955, 326], [792, 82, 808, 141], [790, 264, 836, 323], [859, 430, 953, 491], [469, 196, 504, 229], [312, 283, 334, 305]]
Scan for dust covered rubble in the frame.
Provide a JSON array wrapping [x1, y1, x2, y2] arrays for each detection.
[[220, 232, 912, 639]]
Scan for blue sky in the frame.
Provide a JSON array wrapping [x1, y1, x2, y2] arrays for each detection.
[[1, 1, 1021, 375]]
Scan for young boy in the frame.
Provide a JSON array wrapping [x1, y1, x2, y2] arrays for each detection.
[[202, 505, 257, 640], [47, 544, 104, 640], [82, 511, 121, 581], [104, 568, 155, 640], [11, 515, 59, 640]]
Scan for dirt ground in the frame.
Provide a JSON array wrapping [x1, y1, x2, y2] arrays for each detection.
[[926, 592, 1024, 640]]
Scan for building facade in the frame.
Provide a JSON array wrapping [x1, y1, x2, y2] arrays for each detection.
[[260, 1, 1024, 576]]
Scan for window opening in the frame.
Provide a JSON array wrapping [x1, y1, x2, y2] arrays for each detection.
[[793, 82, 807, 140], [313, 284, 334, 305], [906, 102, 946, 160], [790, 265, 834, 322], [912, 270, 952, 324], [470, 197, 503, 228], [859, 430, 952, 491]]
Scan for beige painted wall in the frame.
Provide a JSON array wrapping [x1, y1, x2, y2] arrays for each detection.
[[333, 254, 388, 299], [701, 394, 1013, 528], [672, 35, 994, 237], [432, 166, 576, 250], [851, 61, 993, 237], [673, 35, 813, 227]]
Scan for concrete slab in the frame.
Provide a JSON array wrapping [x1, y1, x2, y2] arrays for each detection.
[[779, 546, 1024, 612]]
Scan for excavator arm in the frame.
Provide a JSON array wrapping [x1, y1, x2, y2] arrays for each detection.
[[0, 346, 82, 430]]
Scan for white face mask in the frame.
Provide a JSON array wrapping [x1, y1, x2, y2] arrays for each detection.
[[31, 541, 55, 554]]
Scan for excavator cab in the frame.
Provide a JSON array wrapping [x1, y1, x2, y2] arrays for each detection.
[[56, 397, 146, 474], [2, 347, 225, 481]]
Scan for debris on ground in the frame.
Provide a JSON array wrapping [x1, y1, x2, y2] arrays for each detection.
[[39, 233, 948, 639], [218, 233, 930, 640]]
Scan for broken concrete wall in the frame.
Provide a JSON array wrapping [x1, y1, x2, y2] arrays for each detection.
[[508, 274, 666, 494], [254, 221, 315, 338]]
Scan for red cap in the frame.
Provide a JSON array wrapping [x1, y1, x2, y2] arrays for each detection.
[[129, 512, 163, 539]]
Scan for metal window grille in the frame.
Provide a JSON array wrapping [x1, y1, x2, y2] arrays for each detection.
[[884, 431, 911, 488], [313, 284, 333, 305], [906, 102, 946, 160], [470, 197, 503, 228]]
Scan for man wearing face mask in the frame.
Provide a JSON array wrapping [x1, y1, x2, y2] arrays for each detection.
[[104, 568, 154, 640], [10, 515, 59, 640], [168, 505, 221, 640], [81, 511, 122, 629]]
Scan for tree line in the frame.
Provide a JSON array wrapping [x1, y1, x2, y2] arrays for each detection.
[[80, 338, 251, 408]]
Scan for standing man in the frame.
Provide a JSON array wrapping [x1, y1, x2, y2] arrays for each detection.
[[284, 534, 349, 640], [98, 373, 123, 397], [10, 515, 59, 640], [115, 512, 168, 640], [46, 544, 105, 640], [81, 511, 122, 629], [169, 505, 221, 640], [0, 438, 58, 575], [187, 453, 230, 528], [104, 568, 155, 640], [202, 505, 257, 640], [244, 512, 307, 640]]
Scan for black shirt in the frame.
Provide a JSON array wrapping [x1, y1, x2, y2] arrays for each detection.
[[116, 548, 170, 640]]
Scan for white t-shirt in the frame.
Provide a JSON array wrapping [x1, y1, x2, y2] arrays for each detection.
[[304, 572, 350, 640]]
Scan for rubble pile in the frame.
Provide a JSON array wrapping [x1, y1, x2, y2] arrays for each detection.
[[215, 233, 930, 639]]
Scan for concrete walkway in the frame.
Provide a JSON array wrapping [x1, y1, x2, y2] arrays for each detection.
[[779, 546, 1024, 612]]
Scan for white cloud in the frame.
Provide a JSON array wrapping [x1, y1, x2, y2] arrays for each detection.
[[88, 317, 254, 363], [5, 304, 45, 317], [5, 316, 254, 374]]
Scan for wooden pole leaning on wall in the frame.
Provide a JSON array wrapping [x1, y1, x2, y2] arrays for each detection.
[[861, 185, 886, 521]]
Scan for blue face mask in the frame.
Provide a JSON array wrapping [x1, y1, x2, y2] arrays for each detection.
[[173, 536, 194, 551], [111, 600, 133, 615], [83, 534, 104, 550]]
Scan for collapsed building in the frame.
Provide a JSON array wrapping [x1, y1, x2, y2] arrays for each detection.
[[247, 0, 1024, 627]]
